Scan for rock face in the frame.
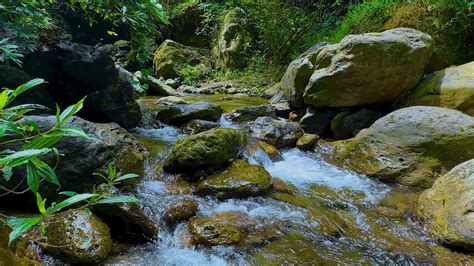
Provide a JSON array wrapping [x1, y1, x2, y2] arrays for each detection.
[[213, 8, 251, 69], [156, 101, 223, 125], [163, 198, 199, 226], [153, 40, 208, 79], [321, 106, 474, 188], [417, 160, 474, 251], [283, 28, 434, 108], [22, 42, 142, 129], [1, 116, 147, 201], [93, 185, 158, 243], [163, 128, 247, 174], [397, 61, 474, 116], [195, 160, 272, 199], [43, 209, 112, 264], [331, 109, 383, 140], [299, 108, 335, 135], [280, 42, 328, 108], [226, 104, 276, 123], [248, 117, 304, 148]]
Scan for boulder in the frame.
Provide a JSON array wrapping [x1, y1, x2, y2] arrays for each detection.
[[320, 106, 474, 188], [287, 28, 434, 108], [134, 71, 179, 96], [156, 96, 188, 106], [280, 42, 328, 108], [244, 140, 282, 162], [1, 116, 147, 202], [296, 134, 320, 151], [397, 61, 474, 116], [417, 160, 474, 251], [42, 209, 112, 264], [271, 102, 292, 118], [248, 117, 303, 148], [299, 108, 335, 135], [163, 128, 247, 174], [0, 220, 43, 265], [163, 198, 199, 226], [181, 119, 219, 135], [213, 8, 251, 69], [153, 40, 209, 79], [226, 104, 276, 123], [195, 160, 272, 199], [22, 42, 142, 129], [156, 101, 223, 125], [117, 66, 144, 95], [93, 184, 158, 243], [331, 109, 383, 140]]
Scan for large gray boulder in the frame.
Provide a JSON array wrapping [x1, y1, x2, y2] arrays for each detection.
[[156, 101, 223, 126], [248, 117, 304, 148]]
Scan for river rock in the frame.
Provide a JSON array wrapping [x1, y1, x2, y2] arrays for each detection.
[[93, 184, 159, 243], [117, 65, 144, 95], [213, 8, 251, 69], [22, 41, 142, 129], [417, 159, 474, 251], [331, 109, 383, 140], [320, 106, 474, 188], [181, 119, 219, 135], [153, 39, 209, 79], [300, 108, 335, 135], [156, 96, 188, 106], [195, 160, 272, 199], [42, 209, 112, 264], [397, 61, 474, 116], [244, 140, 282, 162], [163, 198, 199, 226], [280, 42, 328, 108], [288, 28, 434, 108], [0, 220, 43, 265], [134, 71, 179, 96], [163, 128, 247, 174], [156, 101, 223, 126], [296, 134, 320, 151], [248, 117, 303, 148], [226, 104, 276, 123]]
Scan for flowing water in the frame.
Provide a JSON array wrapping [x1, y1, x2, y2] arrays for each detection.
[[107, 96, 473, 265]]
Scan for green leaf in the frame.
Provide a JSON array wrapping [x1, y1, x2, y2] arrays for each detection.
[[59, 191, 78, 197], [2, 166, 12, 181], [32, 159, 60, 188], [46, 193, 97, 214], [113, 173, 140, 184], [0, 148, 51, 167], [36, 193, 47, 215], [58, 97, 86, 126], [0, 90, 8, 109], [26, 161, 40, 193], [7, 216, 42, 245], [59, 126, 95, 139], [96, 195, 139, 204], [11, 78, 45, 99]]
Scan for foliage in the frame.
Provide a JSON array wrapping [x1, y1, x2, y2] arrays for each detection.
[[179, 63, 211, 85], [93, 163, 140, 187]]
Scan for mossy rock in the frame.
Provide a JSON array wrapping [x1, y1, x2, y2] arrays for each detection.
[[163, 128, 248, 174], [296, 133, 320, 151], [320, 106, 474, 188], [43, 209, 112, 264], [156, 101, 224, 126], [163, 198, 199, 226], [195, 159, 272, 199], [248, 116, 303, 148], [397, 61, 474, 116], [0, 220, 42, 265]]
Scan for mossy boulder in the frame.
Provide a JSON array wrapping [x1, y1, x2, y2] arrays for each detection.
[[331, 108, 383, 140], [163, 198, 199, 226], [301, 28, 434, 108], [181, 119, 219, 135], [156, 101, 223, 126], [320, 106, 474, 188], [296, 134, 320, 151], [248, 116, 304, 148], [163, 128, 248, 174], [195, 159, 272, 199], [213, 8, 251, 70], [43, 209, 112, 264], [417, 159, 474, 251], [397, 61, 474, 116], [0, 220, 42, 265], [153, 39, 209, 79]]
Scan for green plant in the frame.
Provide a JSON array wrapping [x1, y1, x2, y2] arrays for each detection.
[[179, 63, 210, 85], [93, 163, 140, 187]]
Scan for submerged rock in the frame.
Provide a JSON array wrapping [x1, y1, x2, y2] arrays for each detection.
[[417, 159, 474, 251], [321, 106, 474, 188], [195, 159, 272, 199], [248, 117, 303, 148], [156, 101, 223, 125], [163, 198, 199, 226], [42, 209, 112, 264], [181, 119, 219, 135], [397, 61, 474, 116], [163, 128, 247, 174]]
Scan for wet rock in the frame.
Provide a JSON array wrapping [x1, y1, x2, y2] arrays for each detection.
[[134, 71, 179, 96], [156, 96, 188, 106], [289, 109, 306, 121], [181, 119, 219, 135], [213, 8, 251, 69], [0, 220, 43, 265], [248, 117, 303, 148], [153, 40, 209, 79], [93, 184, 158, 243], [271, 102, 292, 118], [226, 104, 276, 123], [280, 42, 328, 108], [300, 108, 336, 135], [117, 65, 144, 95], [163, 198, 199, 226], [165, 78, 180, 89], [163, 128, 247, 174], [331, 109, 383, 140], [263, 82, 281, 99], [156, 101, 223, 125], [243, 139, 282, 163], [296, 134, 320, 151], [195, 160, 272, 199], [397, 61, 474, 116], [321, 106, 474, 188], [417, 159, 474, 251], [42, 209, 112, 264]]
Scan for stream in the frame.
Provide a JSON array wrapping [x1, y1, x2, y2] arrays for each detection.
[[107, 95, 472, 265]]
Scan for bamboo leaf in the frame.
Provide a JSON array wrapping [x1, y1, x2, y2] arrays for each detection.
[[7, 216, 42, 245]]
